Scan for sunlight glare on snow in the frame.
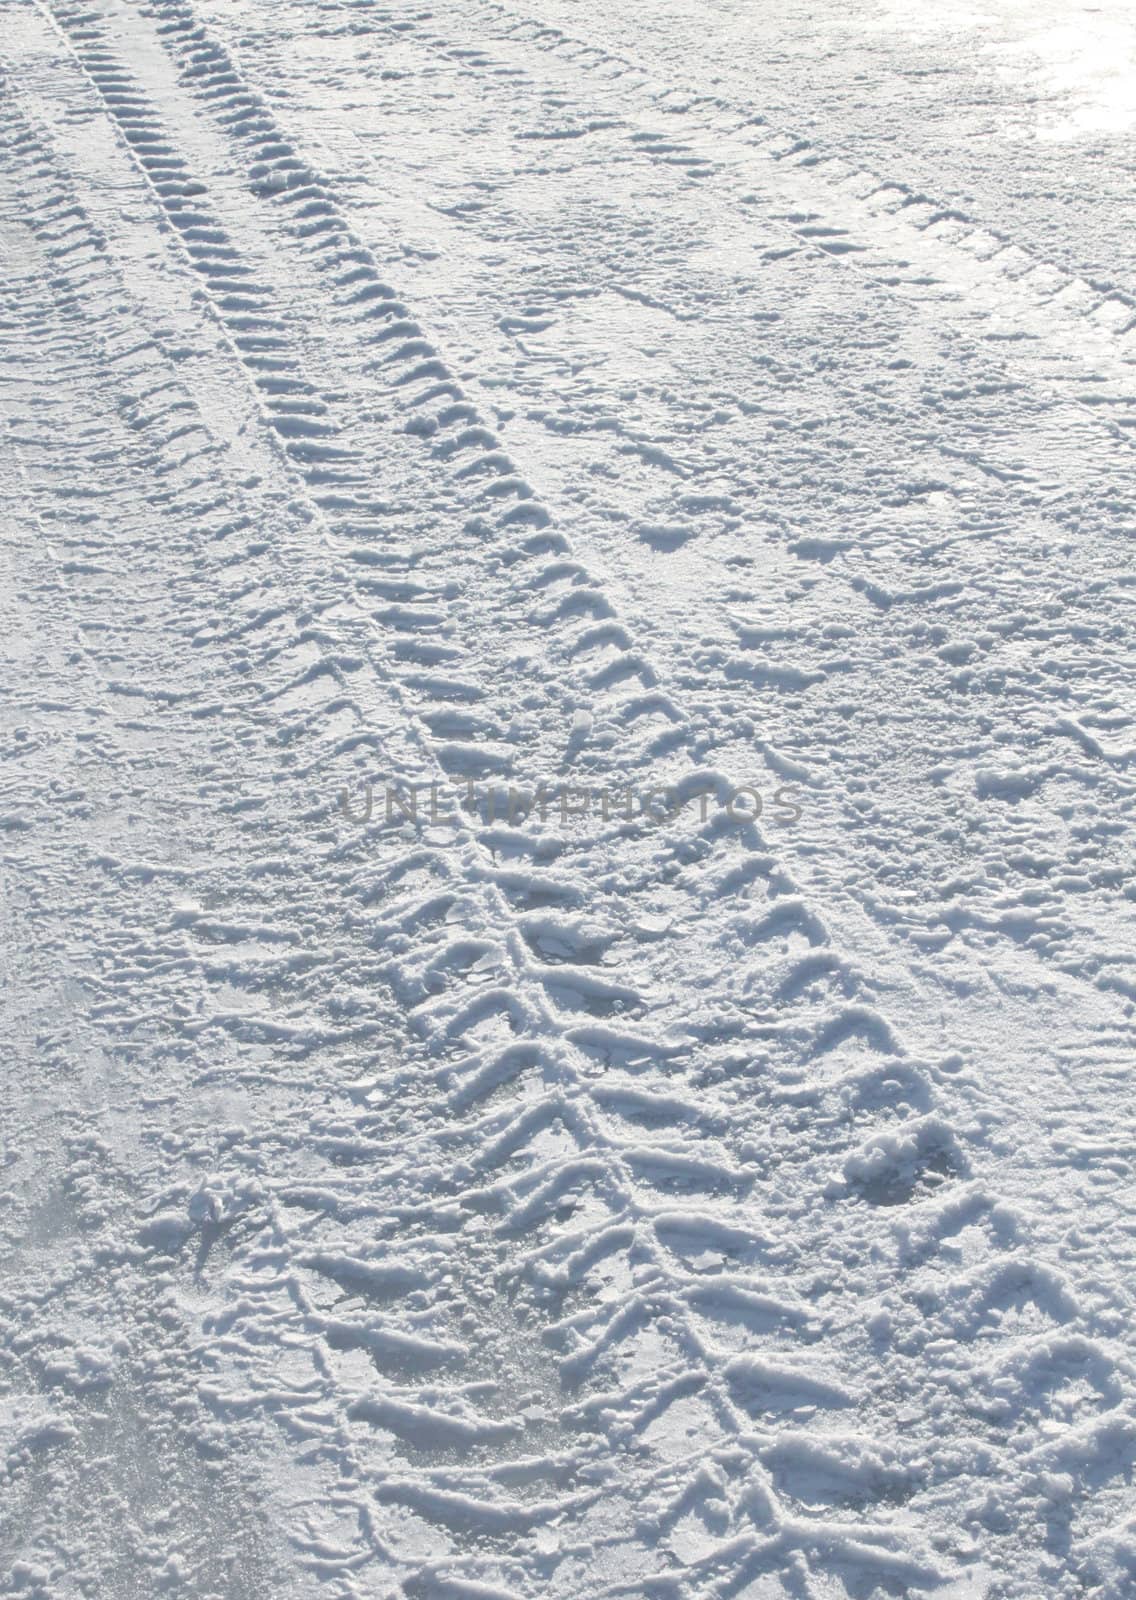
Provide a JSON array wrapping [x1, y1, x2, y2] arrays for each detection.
[[869, 0, 1136, 139]]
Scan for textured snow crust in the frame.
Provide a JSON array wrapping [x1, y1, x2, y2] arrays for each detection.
[[1, 2, 1135, 1597]]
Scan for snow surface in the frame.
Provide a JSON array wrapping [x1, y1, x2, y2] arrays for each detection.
[[1, 0, 1135, 1596]]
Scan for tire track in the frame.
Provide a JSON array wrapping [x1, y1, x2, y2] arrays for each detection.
[[0, 94, 326, 1599], [467, 1, 1136, 400], [287, 0, 1136, 444]]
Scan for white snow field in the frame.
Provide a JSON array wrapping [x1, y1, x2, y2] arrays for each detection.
[[2, 0, 1135, 1595]]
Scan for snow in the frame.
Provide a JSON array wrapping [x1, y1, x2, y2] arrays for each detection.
[[1, 0, 1134, 1596]]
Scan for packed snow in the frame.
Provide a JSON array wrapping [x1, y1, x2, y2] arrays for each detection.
[[1, 1, 1134, 1596]]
